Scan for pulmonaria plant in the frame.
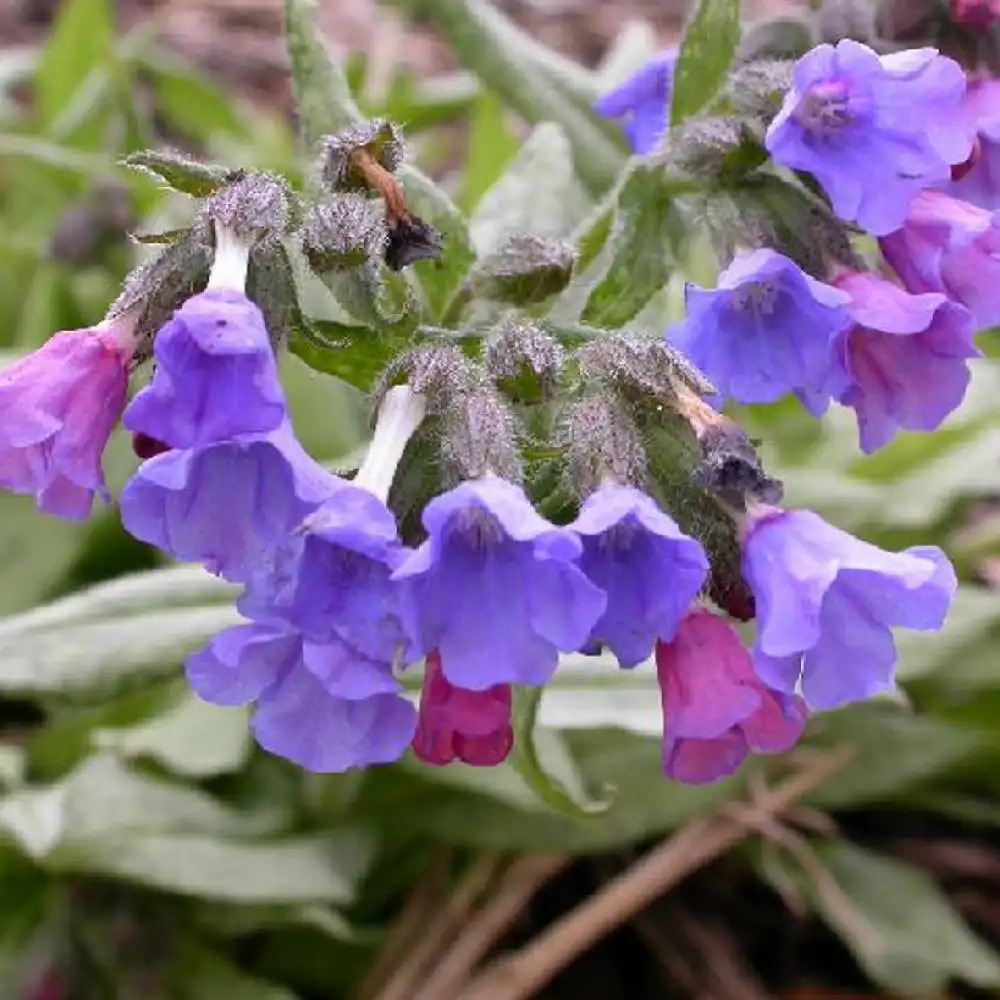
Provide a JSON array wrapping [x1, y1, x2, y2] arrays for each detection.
[[4, 0, 986, 793]]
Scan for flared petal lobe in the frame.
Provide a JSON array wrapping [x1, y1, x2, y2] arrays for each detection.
[[186, 620, 415, 772], [667, 249, 851, 415], [833, 270, 978, 453], [120, 421, 339, 582], [880, 189, 1000, 330]]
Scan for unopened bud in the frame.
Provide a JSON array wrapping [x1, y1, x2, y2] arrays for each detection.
[[660, 117, 765, 180], [471, 234, 575, 305], [560, 392, 649, 496], [376, 344, 478, 413], [204, 171, 294, 246], [441, 386, 523, 483], [319, 124, 442, 272], [671, 383, 783, 509], [108, 230, 212, 351], [484, 318, 565, 402], [301, 194, 386, 271], [576, 334, 712, 404], [318, 120, 405, 192]]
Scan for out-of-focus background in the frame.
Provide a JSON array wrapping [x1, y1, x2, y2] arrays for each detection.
[[3, 1, 1000, 998]]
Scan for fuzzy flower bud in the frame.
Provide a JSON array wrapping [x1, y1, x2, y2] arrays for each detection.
[[484, 318, 565, 402], [301, 194, 386, 271], [471, 233, 575, 304], [204, 172, 293, 248]]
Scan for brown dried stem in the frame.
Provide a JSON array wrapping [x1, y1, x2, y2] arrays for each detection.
[[458, 749, 852, 1000]]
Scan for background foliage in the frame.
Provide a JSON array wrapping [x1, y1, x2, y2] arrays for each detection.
[[3, 0, 1000, 996]]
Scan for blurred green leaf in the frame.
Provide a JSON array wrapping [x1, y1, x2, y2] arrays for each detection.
[[0, 755, 256, 861], [510, 686, 613, 819], [397, 0, 625, 193], [141, 56, 250, 143], [0, 603, 240, 701], [469, 122, 591, 258], [168, 939, 300, 999], [802, 841, 1000, 994], [92, 692, 251, 778], [0, 565, 233, 640], [802, 703, 984, 810], [71, 830, 373, 904], [123, 149, 231, 197], [458, 91, 521, 214], [283, 0, 363, 151], [670, 0, 742, 125], [0, 495, 89, 617], [596, 20, 661, 91], [34, 0, 114, 129], [580, 164, 683, 327]]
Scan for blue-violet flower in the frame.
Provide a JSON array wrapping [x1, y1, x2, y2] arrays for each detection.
[[124, 288, 286, 449], [187, 621, 416, 772], [742, 506, 957, 710], [766, 40, 973, 235], [570, 483, 708, 667], [120, 420, 338, 582], [593, 49, 677, 153], [668, 249, 851, 415], [394, 476, 606, 690]]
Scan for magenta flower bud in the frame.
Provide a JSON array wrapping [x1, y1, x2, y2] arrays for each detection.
[[950, 0, 1000, 27], [0, 314, 137, 519], [655, 611, 806, 784], [412, 651, 513, 767]]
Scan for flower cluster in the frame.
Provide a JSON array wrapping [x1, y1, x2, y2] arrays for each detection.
[[599, 36, 997, 454], [0, 78, 965, 788]]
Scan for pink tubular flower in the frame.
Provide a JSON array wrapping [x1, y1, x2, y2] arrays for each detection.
[[655, 611, 806, 784], [0, 313, 137, 519], [880, 189, 1000, 330], [412, 651, 514, 767], [832, 270, 978, 453]]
